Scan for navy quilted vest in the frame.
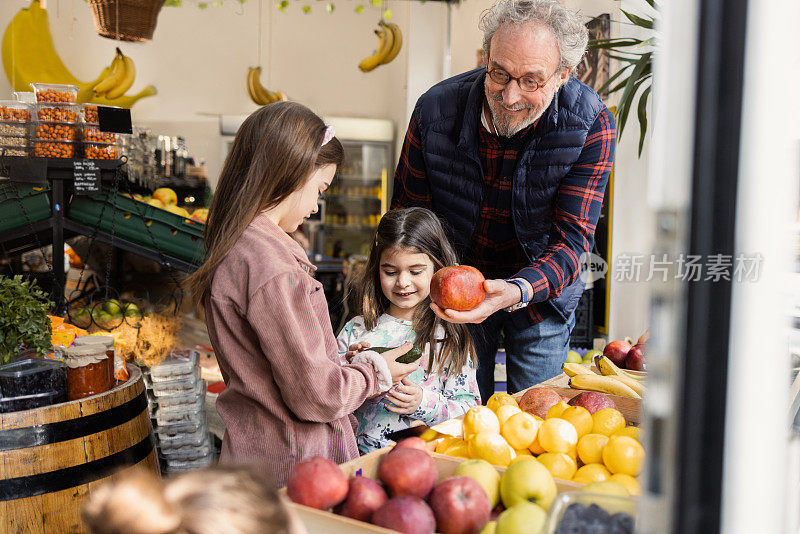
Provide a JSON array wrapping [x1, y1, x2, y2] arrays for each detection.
[[413, 68, 605, 321]]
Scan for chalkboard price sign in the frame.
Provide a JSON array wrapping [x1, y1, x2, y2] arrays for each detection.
[[73, 160, 101, 195]]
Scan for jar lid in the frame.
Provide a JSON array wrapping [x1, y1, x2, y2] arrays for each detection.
[[74, 335, 115, 349], [64, 345, 109, 367]]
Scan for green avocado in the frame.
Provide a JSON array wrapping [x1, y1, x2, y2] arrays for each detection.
[[371, 345, 423, 364]]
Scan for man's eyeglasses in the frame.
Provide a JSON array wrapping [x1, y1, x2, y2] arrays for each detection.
[[486, 67, 558, 93]]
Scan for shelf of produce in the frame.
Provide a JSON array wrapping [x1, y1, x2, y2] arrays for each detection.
[[284, 447, 582, 534]]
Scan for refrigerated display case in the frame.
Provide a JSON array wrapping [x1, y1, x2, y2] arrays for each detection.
[[320, 117, 393, 258]]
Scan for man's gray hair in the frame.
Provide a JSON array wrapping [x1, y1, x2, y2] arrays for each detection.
[[479, 0, 588, 72]]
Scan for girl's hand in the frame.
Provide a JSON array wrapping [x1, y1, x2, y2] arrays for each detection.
[[345, 341, 371, 363], [379, 342, 419, 383], [384, 377, 423, 414], [430, 279, 523, 324]]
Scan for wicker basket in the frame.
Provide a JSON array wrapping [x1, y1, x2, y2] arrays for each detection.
[[88, 0, 165, 42]]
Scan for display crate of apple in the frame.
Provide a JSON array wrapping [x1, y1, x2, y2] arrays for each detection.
[[284, 442, 584, 534]]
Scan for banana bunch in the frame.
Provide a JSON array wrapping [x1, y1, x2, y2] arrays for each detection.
[[92, 48, 136, 100], [2, 1, 156, 108], [358, 20, 403, 73], [564, 356, 645, 398], [246, 67, 288, 106]]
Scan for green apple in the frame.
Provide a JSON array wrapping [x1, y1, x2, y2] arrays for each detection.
[[566, 350, 583, 364], [496, 502, 547, 534], [454, 458, 501, 508], [583, 349, 603, 364], [500, 458, 557, 510], [479, 520, 497, 534]]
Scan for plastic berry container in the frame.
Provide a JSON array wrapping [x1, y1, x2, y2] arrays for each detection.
[[0, 101, 32, 122], [84, 141, 120, 160], [0, 358, 67, 398], [36, 103, 80, 124], [30, 83, 78, 103], [35, 121, 77, 141], [544, 491, 637, 534], [34, 139, 77, 158], [82, 127, 118, 144]]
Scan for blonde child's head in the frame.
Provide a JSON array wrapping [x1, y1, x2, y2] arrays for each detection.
[[82, 466, 300, 534], [360, 207, 476, 375], [187, 102, 343, 307]]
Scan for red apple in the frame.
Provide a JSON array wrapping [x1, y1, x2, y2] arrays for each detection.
[[567, 391, 616, 414], [429, 477, 491, 534], [286, 456, 348, 510], [378, 447, 437, 499], [603, 340, 632, 367], [625, 345, 647, 371], [518, 388, 563, 419], [372, 496, 437, 534], [430, 265, 486, 312], [333, 476, 388, 523], [391, 437, 430, 454]]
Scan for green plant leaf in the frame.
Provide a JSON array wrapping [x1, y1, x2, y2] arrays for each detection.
[[370, 0, 382, 6], [198, 2, 208, 8], [302, 4, 311, 12], [382, 8, 393, 20], [163, 0, 183, 6], [621, 9, 654, 29], [596, 63, 633, 94], [637, 85, 652, 155], [589, 38, 643, 49], [616, 55, 651, 140], [212, 1, 223, 6], [355, 4, 364, 13], [326, 2, 334, 12]]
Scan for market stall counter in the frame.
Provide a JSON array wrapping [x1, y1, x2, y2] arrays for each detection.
[[0, 364, 158, 534]]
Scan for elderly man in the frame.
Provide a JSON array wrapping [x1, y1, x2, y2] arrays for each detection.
[[391, 0, 615, 401]]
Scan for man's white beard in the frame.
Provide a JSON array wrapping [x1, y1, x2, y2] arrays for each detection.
[[486, 90, 553, 137]]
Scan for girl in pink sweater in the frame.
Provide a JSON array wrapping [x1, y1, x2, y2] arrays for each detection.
[[186, 102, 418, 486]]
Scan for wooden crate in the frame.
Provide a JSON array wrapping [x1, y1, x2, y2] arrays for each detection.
[[286, 447, 582, 534]]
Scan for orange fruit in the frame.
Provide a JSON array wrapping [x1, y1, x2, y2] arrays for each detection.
[[463, 406, 501, 439], [537, 418, 578, 454], [611, 426, 641, 442], [496, 404, 523, 426], [602, 436, 645, 476], [577, 433, 610, 465], [560, 406, 594, 438], [467, 431, 514, 467], [609, 473, 642, 496], [591, 408, 626, 436], [546, 400, 570, 419], [501, 412, 541, 450], [537, 452, 577, 480], [487, 392, 519, 413], [528, 434, 546, 455], [572, 463, 611, 484]]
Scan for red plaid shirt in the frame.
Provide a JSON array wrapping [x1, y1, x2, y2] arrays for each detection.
[[392, 103, 615, 324]]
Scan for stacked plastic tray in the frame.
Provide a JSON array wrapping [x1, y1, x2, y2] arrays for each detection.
[[143, 350, 215, 473], [0, 100, 32, 156]]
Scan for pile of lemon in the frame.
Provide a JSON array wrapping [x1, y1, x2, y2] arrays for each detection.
[[434, 392, 644, 495]]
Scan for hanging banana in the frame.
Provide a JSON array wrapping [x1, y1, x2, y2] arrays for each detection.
[[1, 1, 156, 108], [358, 20, 403, 72], [245, 66, 288, 106]]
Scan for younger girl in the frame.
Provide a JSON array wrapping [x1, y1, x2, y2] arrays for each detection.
[[186, 102, 418, 486], [337, 207, 481, 453]]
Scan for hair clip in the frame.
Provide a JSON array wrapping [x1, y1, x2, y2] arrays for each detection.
[[321, 125, 336, 147]]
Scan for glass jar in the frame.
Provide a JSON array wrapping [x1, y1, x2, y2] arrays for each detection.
[[73, 335, 116, 387], [64, 345, 112, 400]]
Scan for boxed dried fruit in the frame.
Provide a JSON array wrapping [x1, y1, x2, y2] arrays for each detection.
[[0, 145, 31, 157], [0, 101, 31, 122], [30, 82, 78, 103], [36, 103, 80, 124], [35, 121, 77, 141], [0, 136, 28, 146], [34, 139, 76, 158], [84, 141, 119, 160]]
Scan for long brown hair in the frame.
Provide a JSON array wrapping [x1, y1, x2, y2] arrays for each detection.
[[82, 467, 294, 534], [186, 102, 343, 307], [359, 207, 477, 376]]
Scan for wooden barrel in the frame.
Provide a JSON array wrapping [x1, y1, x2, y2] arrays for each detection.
[[0, 365, 158, 534]]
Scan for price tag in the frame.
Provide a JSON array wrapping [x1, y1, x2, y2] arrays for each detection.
[[73, 160, 101, 195]]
